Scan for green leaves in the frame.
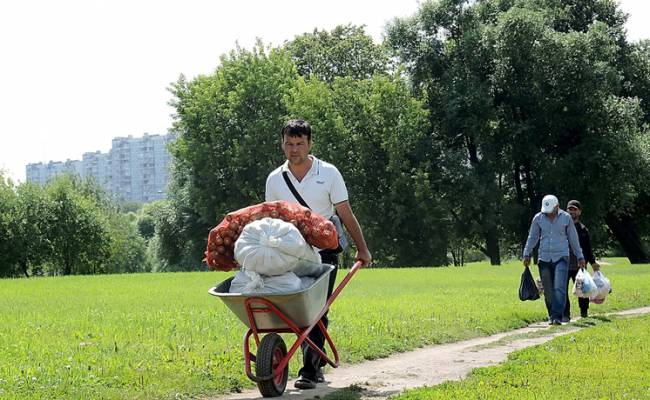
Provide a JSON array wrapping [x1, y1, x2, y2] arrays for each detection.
[[0, 173, 152, 277], [46, 176, 110, 275], [162, 44, 300, 270], [286, 75, 445, 265], [285, 24, 389, 83], [160, 1, 650, 267], [387, 0, 650, 262]]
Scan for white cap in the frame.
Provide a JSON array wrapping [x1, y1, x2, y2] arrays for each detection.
[[541, 195, 559, 213]]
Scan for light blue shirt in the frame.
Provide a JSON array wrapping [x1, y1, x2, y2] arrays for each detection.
[[523, 210, 584, 262]]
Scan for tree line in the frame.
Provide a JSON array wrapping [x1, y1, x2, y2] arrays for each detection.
[[2, 0, 649, 276], [0, 175, 152, 277], [158, 0, 650, 269]]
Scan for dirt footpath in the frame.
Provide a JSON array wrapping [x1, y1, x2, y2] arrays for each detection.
[[214, 306, 650, 400]]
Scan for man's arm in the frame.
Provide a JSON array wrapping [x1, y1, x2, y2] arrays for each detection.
[[522, 215, 541, 267], [566, 218, 585, 267], [334, 200, 371, 267], [581, 226, 599, 271]]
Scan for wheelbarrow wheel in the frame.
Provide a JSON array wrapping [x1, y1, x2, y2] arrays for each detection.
[[256, 333, 288, 397]]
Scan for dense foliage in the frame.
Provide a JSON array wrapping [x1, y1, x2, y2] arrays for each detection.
[[0, 175, 151, 277], [2, 0, 649, 273], [385, 0, 650, 264], [160, 0, 650, 268]]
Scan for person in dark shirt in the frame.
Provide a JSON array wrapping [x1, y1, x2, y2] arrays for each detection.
[[564, 199, 600, 321]]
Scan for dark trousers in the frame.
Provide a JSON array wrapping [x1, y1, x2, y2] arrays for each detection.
[[298, 251, 338, 380], [564, 268, 589, 318]]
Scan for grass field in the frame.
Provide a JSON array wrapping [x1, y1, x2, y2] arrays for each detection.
[[395, 314, 650, 399], [0, 258, 649, 399]]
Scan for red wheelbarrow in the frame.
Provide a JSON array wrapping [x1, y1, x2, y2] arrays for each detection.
[[208, 261, 363, 397]]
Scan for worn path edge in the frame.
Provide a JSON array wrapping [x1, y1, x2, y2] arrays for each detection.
[[209, 306, 650, 400]]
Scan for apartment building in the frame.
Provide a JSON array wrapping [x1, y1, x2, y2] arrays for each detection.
[[26, 133, 175, 203]]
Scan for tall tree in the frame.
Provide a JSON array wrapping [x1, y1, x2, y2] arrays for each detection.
[[164, 44, 299, 269], [386, 0, 504, 264], [387, 0, 650, 263], [285, 24, 389, 83], [104, 212, 149, 273], [0, 176, 19, 277], [47, 175, 110, 275], [11, 183, 54, 276], [489, 1, 650, 262], [285, 75, 450, 266], [622, 40, 650, 124]]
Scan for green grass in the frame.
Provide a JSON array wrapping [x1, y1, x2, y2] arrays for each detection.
[[0, 258, 648, 399], [396, 314, 650, 399]]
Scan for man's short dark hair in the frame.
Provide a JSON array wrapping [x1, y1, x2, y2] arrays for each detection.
[[281, 119, 312, 141]]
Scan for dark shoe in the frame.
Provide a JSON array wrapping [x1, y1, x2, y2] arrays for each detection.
[[294, 376, 317, 390], [561, 316, 570, 323], [580, 311, 588, 318], [550, 319, 562, 326], [316, 368, 325, 383]]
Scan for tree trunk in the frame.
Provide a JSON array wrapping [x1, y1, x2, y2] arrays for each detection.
[[485, 224, 501, 265], [605, 213, 650, 264], [522, 160, 539, 252], [64, 251, 72, 275], [513, 164, 530, 249], [523, 160, 536, 208], [514, 165, 524, 205]]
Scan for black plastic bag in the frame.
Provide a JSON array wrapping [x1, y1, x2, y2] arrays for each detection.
[[519, 267, 540, 301]]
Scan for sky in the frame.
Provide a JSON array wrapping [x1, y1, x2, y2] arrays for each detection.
[[1, 0, 649, 183]]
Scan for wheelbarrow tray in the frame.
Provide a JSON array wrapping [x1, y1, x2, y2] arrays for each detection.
[[208, 264, 334, 330]]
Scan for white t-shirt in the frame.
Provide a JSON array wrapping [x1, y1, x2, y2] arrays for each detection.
[[265, 156, 349, 219]]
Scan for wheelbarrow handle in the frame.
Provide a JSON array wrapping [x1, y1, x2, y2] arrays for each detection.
[[325, 260, 363, 309]]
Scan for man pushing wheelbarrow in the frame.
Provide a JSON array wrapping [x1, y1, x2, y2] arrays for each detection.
[[266, 119, 372, 389], [206, 119, 371, 396]]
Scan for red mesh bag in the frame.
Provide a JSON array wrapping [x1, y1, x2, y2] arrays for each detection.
[[204, 200, 338, 271]]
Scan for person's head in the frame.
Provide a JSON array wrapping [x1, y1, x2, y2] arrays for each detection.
[[281, 119, 312, 142], [281, 119, 313, 166], [567, 199, 582, 222], [541, 194, 559, 215]]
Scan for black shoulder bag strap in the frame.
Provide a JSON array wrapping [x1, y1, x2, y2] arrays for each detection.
[[282, 170, 346, 254], [282, 171, 311, 209]]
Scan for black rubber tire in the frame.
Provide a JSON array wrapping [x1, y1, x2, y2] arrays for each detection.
[[256, 333, 288, 397]]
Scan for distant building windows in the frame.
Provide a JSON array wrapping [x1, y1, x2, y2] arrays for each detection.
[[26, 133, 176, 203]]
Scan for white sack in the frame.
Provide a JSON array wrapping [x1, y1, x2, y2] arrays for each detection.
[[229, 269, 303, 294], [234, 218, 321, 276]]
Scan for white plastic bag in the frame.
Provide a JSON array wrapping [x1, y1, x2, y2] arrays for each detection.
[[230, 269, 264, 293], [573, 268, 598, 298], [234, 218, 321, 276], [589, 270, 612, 304], [229, 269, 303, 294], [299, 276, 317, 290], [293, 261, 328, 278]]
